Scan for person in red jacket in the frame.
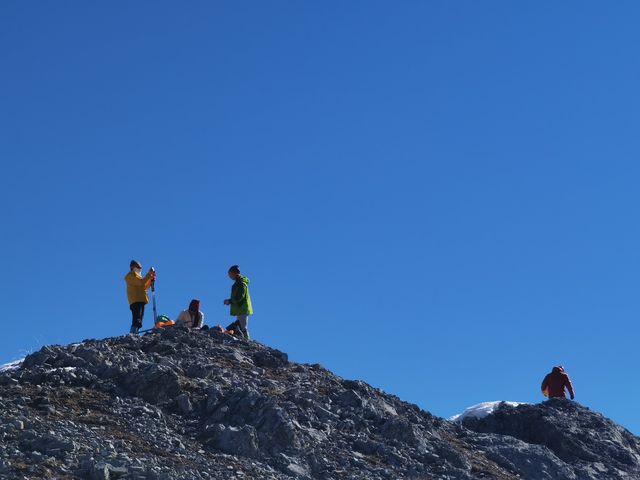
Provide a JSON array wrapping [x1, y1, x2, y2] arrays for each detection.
[[541, 366, 575, 399]]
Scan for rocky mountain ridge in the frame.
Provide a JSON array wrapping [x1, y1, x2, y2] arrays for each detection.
[[0, 328, 638, 479]]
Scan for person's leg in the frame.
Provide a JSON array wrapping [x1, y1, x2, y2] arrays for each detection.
[[236, 314, 250, 340], [130, 304, 137, 333], [130, 302, 144, 333]]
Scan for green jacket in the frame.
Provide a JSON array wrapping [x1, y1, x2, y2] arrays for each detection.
[[230, 275, 253, 316]]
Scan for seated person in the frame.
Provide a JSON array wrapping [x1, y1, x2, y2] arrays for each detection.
[[176, 299, 204, 329]]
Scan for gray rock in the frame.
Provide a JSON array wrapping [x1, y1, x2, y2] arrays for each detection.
[[123, 363, 182, 404], [202, 423, 259, 458], [252, 350, 288, 369], [175, 393, 193, 414], [10, 420, 23, 431], [472, 433, 577, 480], [463, 399, 640, 476], [88, 463, 128, 480], [2, 328, 639, 480], [89, 463, 110, 480]]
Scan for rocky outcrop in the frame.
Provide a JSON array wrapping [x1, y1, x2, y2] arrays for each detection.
[[0, 328, 638, 479], [462, 400, 640, 479]]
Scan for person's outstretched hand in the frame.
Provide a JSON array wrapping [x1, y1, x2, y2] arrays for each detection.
[[223, 299, 231, 305]]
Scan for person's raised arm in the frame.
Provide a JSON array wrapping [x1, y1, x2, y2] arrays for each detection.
[[143, 268, 156, 289]]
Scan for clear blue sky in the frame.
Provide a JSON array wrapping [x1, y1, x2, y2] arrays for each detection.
[[2, 2, 640, 433]]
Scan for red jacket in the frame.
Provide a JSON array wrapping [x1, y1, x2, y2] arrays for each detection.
[[541, 366, 575, 399]]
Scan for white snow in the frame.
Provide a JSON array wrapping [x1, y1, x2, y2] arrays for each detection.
[[0, 358, 24, 372], [449, 401, 527, 422]]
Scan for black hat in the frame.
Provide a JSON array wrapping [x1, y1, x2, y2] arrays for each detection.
[[130, 260, 142, 269]]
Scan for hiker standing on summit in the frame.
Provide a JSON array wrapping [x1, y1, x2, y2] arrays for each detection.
[[124, 260, 156, 334], [541, 365, 575, 400], [223, 265, 253, 339]]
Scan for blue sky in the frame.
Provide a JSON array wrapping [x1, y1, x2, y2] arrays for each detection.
[[2, 2, 640, 432]]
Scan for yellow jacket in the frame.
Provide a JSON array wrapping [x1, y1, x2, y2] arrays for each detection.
[[124, 270, 154, 305]]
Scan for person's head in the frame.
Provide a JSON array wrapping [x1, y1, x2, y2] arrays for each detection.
[[552, 366, 564, 374], [228, 265, 241, 280], [188, 299, 200, 312], [130, 260, 142, 273]]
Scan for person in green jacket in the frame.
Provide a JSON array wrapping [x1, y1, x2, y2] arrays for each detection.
[[223, 265, 253, 339]]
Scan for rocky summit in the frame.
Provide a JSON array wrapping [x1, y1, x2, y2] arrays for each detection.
[[0, 329, 638, 480]]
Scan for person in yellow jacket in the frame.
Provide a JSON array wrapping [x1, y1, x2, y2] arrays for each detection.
[[124, 259, 156, 334]]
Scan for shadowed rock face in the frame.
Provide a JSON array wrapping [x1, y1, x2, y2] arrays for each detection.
[[462, 399, 640, 479], [0, 328, 637, 480]]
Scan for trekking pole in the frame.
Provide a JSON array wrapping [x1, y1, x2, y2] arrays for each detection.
[[150, 268, 158, 324]]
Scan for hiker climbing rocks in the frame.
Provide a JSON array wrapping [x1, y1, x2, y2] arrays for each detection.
[[541, 365, 575, 400], [223, 265, 253, 339], [176, 299, 204, 329], [124, 260, 156, 334]]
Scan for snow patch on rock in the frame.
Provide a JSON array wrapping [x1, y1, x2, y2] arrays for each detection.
[[0, 358, 24, 372], [449, 401, 527, 422]]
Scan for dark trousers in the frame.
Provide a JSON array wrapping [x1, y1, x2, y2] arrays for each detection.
[[130, 302, 145, 329]]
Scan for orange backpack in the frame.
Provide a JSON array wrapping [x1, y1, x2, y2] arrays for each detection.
[[154, 315, 175, 329]]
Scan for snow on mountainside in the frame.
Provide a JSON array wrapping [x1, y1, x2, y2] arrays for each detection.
[[450, 401, 527, 422], [0, 358, 24, 372]]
